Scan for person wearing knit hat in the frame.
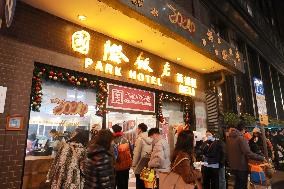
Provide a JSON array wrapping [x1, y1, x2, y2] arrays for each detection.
[[252, 127, 261, 134], [112, 124, 132, 189], [249, 127, 264, 155]]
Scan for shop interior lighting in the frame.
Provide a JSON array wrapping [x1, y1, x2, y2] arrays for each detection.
[[78, 15, 87, 21], [176, 57, 181, 61]]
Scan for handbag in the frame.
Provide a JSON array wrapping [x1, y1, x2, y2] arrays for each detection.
[[136, 154, 151, 174], [140, 167, 155, 182], [159, 157, 199, 189]]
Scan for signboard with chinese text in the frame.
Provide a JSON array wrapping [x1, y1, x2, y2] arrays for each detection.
[[71, 30, 201, 97], [0, 0, 16, 28], [115, 0, 244, 73], [107, 84, 155, 113], [253, 78, 267, 115], [253, 78, 268, 125]]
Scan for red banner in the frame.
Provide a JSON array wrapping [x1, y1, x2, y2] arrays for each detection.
[[107, 84, 155, 113]]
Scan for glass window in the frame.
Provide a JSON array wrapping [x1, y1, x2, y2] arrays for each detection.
[[160, 102, 184, 141], [26, 80, 102, 155]]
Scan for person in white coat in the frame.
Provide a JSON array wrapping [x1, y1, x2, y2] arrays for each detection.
[[148, 128, 171, 188], [132, 123, 152, 189]]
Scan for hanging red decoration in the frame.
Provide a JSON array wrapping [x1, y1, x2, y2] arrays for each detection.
[[31, 64, 106, 116], [156, 93, 192, 127]]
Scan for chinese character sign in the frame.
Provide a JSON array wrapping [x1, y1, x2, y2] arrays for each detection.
[[71, 31, 198, 95], [107, 84, 155, 113], [134, 52, 153, 72], [253, 78, 268, 118], [103, 40, 129, 64], [176, 73, 197, 96], [253, 78, 264, 95], [72, 30, 90, 55]]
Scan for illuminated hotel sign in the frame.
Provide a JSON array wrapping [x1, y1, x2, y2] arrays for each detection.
[[71, 30, 197, 96]]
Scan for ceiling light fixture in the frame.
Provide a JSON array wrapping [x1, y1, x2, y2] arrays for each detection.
[[202, 68, 206, 71], [176, 57, 181, 61], [78, 15, 87, 21]]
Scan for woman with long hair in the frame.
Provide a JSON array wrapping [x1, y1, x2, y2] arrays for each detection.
[[171, 130, 202, 186], [47, 128, 89, 189], [84, 129, 115, 189]]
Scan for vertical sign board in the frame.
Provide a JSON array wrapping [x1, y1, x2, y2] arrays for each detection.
[[0, 0, 16, 28], [0, 86, 7, 113], [253, 78, 268, 125]]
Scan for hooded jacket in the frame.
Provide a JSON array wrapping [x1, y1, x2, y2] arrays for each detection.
[[148, 136, 171, 173], [132, 132, 152, 174], [226, 128, 264, 171]]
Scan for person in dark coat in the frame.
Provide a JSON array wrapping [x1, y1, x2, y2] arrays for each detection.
[[201, 133, 225, 189], [84, 129, 115, 189]]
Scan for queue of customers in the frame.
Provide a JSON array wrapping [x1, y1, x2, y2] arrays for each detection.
[[45, 121, 277, 189]]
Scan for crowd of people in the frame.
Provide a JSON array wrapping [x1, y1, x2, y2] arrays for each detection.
[[44, 122, 284, 189]]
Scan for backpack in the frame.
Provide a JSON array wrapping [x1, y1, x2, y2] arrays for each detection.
[[249, 163, 266, 185], [114, 138, 132, 171]]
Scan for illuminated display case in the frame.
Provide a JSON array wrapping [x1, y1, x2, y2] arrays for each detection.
[[27, 81, 102, 148]]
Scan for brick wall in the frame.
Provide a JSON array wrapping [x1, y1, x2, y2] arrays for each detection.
[[0, 35, 81, 188]]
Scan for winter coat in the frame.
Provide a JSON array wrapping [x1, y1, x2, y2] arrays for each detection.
[[226, 128, 264, 171], [47, 142, 86, 189], [202, 139, 226, 167], [132, 132, 152, 174], [172, 152, 202, 184], [84, 145, 115, 189], [148, 136, 171, 173], [249, 136, 264, 155]]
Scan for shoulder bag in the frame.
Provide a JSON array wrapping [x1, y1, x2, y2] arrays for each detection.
[[159, 157, 201, 189]]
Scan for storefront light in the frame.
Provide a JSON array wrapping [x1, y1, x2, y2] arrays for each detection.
[[72, 30, 90, 55], [77, 15, 87, 21], [134, 52, 153, 72], [85, 58, 93, 68], [103, 40, 129, 64]]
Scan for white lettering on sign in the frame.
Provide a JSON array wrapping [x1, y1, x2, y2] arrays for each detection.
[[128, 70, 162, 87], [92, 61, 122, 77], [72, 31, 199, 94], [176, 73, 197, 96], [72, 30, 90, 55], [179, 84, 196, 96], [112, 89, 124, 104], [134, 52, 153, 72], [103, 40, 129, 64], [161, 62, 171, 77]]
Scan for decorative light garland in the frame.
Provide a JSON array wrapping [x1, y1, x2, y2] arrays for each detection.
[[31, 65, 108, 117], [157, 93, 192, 127]]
